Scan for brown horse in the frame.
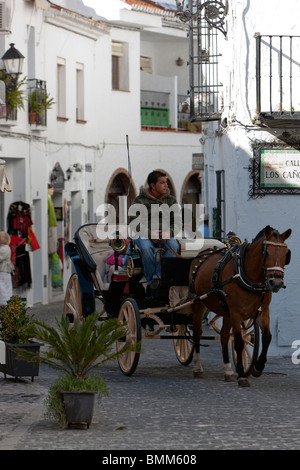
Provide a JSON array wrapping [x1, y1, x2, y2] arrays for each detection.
[[189, 225, 292, 386]]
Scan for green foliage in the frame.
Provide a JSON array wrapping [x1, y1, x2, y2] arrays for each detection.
[[0, 296, 35, 344], [27, 313, 136, 378], [0, 70, 26, 111], [44, 373, 108, 427], [28, 89, 54, 117], [18, 312, 140, 425]]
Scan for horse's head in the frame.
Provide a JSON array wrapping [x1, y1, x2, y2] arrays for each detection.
[[261, 226, 292, 292]]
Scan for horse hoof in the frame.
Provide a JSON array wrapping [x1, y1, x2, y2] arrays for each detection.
[[193, 371, 204, 379], [224, 374, 236, 382], [238, 377, 250, 387], [251, 366, 262, 378]]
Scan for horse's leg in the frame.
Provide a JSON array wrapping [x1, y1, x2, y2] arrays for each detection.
[[221, 316, 235, 382], [252, 307, 272, 377], [232, 324, 250, 387], [192, 304, 204, 378]]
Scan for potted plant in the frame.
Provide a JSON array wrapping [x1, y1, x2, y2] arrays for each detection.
[[0, 70, 26, 119], [20, 312, 138, 428], [0, 296, 42, 381], [28, 89, 54, 124]]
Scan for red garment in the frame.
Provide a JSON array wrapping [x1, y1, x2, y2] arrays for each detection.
[[9, 235, 27, 265], [12, 215, 32, 235], [148, 189, 163, 199]]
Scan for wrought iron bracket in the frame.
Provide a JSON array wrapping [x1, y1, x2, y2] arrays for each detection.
[[176, 0, 228, 36]]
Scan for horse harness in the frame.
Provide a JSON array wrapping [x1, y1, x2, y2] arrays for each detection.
[[189, 238, 288, 318]]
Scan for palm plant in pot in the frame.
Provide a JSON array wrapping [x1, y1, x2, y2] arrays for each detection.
[[0, 295, 42, 381], [28, 89, 54, 125], [21, 312, 139, 428]]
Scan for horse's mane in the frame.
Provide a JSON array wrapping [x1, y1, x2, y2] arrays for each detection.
[[252, 226, 279, 242]]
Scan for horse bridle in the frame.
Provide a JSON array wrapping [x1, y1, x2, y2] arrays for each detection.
[[232, 238, 289, 295], [262, 240, 288, 281]]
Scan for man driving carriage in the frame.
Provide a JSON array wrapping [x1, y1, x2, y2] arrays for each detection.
[[128, 170, 181, 294]]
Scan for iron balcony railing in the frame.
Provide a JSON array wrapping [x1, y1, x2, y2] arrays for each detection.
[[256, 34, 300, 118], [27, 78, 48, 126]]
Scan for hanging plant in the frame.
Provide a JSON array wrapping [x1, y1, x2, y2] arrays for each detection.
[[0, 70, 26, 112]]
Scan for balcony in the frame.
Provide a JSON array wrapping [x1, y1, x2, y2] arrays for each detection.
[[256, 34, 300, 128], [140, 72, 202, 132], [0, 70, 24, 124], [27, 79, 52, 127], [141, 90, 170, 128]]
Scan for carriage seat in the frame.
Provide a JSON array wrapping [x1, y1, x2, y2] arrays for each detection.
[[75, 224, 128, 291], [180, 237, 225, 257]]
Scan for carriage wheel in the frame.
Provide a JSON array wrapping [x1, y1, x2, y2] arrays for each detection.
[[173, 325, 194, 366], [63, 273, 83, 322], [117, 298, 141, 376], [231, 320, 259, 376]]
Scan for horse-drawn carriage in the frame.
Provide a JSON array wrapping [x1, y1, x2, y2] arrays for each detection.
[[63, 223, 289, 384]]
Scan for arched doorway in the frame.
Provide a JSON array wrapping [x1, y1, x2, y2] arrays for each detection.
[[105, 169, 136, 223], [181, 171, 202, 229]]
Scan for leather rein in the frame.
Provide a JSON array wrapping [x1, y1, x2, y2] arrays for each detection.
[[159, 237, 287, 326]]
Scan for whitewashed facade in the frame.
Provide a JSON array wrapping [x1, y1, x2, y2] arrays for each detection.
[[0, 1, 202, 307], [200, 0, 300, 355], [1, 0, 299, 356]]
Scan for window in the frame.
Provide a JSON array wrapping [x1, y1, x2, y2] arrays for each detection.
[[112, 41, 129, 91], [188, 3, 222, 121], [57, 57, 66, 119], [76, 62, 85, 122], [112, 54, 119, 90], [140, 56, 152, 74]]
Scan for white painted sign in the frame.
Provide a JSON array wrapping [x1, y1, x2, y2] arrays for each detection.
[[260, 149, 300, 188]]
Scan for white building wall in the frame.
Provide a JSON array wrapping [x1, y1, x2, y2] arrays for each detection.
[[202, 0, 300, 355], [0, 0, 201, 307]]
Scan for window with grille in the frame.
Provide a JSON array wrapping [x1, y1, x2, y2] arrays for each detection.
[[189, 13, 222, 121]]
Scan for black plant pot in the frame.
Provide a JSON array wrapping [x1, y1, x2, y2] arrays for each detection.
[[0, 342, 41, 381], [61, 391, 97, 429]]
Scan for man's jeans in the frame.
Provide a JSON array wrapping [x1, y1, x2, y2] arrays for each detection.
[[135, 238, 179, 284]]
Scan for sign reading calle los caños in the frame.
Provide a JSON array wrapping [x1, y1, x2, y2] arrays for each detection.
[[260, 149, 300, 188]]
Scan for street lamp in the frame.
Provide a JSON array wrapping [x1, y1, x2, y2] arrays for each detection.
[[1, 43, 25, 77]]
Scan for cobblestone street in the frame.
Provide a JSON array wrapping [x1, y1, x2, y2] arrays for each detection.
[[0, 301, 300, 451]]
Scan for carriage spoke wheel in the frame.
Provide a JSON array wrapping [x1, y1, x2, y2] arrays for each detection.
[[63, 273, 83, 322], [117, 298, 141, 376], [231, 320, 259, 376], [173, 325, 194, 366]]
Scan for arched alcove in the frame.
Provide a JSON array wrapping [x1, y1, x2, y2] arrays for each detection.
[[181, 171, 202, 228], [105, 168, 137, 223]]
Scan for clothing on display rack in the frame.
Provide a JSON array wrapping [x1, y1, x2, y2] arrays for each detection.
[[7, 201, 39, 288]]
